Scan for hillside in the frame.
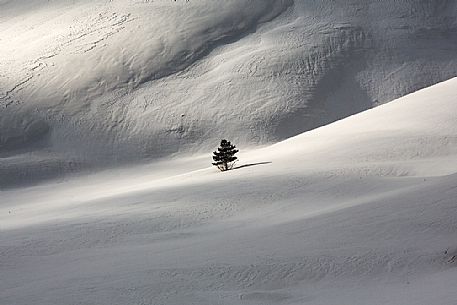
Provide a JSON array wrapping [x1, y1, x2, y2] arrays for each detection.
[[1, 0, 457, 186], [1, 78, 457, 305]]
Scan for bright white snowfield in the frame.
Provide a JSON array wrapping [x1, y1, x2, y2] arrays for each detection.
[[2, 78, 457, 304], [1, 0, 457, 304], [1, 0, 457, 185]]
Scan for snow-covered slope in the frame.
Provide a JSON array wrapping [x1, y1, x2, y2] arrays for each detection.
[[1, 0, 457, 186], [1, 79, 457, 305]]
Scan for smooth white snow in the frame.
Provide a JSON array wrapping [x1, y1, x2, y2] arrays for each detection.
[[1, 78, 457, 305], [1, 0, 457, 186]]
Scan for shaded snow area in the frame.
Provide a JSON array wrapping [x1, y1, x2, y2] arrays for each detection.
[[1, 0, 457, 185], [2, 78, 457, 305]]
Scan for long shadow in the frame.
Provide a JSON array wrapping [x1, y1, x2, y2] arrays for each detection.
[[233, 162, 272, 170]]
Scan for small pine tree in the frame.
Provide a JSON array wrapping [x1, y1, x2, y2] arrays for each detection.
[[212, 139, 239, 171]]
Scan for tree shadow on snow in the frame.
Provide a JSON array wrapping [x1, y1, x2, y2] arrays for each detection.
[[233, 162, 272, 170]]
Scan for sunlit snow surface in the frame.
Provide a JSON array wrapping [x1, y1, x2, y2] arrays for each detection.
[[1, 79, 457, 305], [1, 1, 457, 303], [1, 0, 457, 186]]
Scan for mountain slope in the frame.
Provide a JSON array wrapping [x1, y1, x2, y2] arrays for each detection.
[[1, 78, 457, 305], [1, 0, 457, 186]]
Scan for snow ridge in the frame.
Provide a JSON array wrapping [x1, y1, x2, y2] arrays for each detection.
[[1, 0, 457, 187], [1, 79, 457, 305]]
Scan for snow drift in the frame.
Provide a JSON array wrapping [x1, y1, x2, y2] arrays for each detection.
[[1, 78, 457, 305], [1, 0, 457, 186]]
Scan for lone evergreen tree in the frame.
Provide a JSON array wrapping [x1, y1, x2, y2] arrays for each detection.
[[212, 139, 239, 171]]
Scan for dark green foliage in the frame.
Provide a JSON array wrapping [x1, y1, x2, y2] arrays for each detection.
[[212, 139, 239, 171]]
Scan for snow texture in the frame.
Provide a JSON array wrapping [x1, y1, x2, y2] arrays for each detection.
[[1, 77, 457, 305], [1, 0, 457, 185], [1, 1, 457, 303]]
